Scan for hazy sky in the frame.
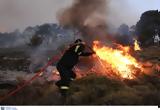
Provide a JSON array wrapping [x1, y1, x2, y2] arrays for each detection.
[[108, 0, 160, 27], [0, 0, 160, 32]]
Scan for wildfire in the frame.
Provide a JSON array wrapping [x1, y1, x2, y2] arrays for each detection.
[[93, 41, 142, 79], [134, 39, 141, 51]]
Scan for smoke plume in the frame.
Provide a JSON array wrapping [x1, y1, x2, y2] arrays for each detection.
[[57, 0, 108, 43]]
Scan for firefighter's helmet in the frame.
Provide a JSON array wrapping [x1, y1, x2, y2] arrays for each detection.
[[74, 39, 82, 43]]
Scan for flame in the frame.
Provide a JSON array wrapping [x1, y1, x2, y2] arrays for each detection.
[[134, 39, 141, 51], [93, 41, 142, 79]]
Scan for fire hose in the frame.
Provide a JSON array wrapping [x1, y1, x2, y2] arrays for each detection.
[[0, 54, 60, 103]]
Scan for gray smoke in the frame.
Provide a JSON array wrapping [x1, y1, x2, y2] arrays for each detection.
[[57, 0, 108, 42], [107, 0, 138, 28], [0, 0, 151, 33], [28, 26, 78, 73], [0, 24, 80, 73]]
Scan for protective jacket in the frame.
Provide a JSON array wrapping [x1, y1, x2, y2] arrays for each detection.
[[57, 43, 93, 69]]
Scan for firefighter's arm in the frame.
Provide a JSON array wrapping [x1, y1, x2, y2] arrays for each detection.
[[74, 44, 95, 56], [79, 46, 96, 56]]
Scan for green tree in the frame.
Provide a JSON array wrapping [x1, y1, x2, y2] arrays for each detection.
[[136, 10, 160, 47]]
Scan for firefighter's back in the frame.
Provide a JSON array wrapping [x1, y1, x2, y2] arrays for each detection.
[[57, 44, 81, 68]]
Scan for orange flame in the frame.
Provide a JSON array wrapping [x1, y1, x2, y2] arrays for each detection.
[[93, 41, 142, 79], [134, 39, 141, 51]]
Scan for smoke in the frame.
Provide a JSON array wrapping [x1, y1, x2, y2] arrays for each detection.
[[0, 0, 143, 73], [107, 0, 138, 28], [28, 26, 77, 73], [0, 23, 78, 73], [57, 0, 108, 42]]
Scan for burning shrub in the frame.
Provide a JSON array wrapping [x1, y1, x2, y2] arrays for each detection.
[[92, 40, 143, 79]]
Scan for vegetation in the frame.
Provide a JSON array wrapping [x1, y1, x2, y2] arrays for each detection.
[[136, 10, 160, 46], [0, 73, 160, 105], [0, 10, 160, 105], [28, 35, 43, 47], [0, 49, 29, 71]]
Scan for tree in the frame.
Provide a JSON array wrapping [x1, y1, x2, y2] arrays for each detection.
[[136, 10, 160, 47], [130, 25, 136, 36], [28, 35, 43, 47], [118, 24, 130, 36], [116, 24, 132, 45], [36, 24, 52, 36]]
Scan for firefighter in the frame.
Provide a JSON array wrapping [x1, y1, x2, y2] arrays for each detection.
[[56, 39, 95, 96]]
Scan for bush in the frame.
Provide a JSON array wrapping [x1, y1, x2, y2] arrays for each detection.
[[0, 74, 160, 105]]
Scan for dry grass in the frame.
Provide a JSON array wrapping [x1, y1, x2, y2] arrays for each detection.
[[0, 73, 160, 105]]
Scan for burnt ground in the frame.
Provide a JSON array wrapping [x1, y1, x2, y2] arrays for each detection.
[[0, 48, 30, 72], [138, 46, 160, 63], [0, 46, 159, 105], [0, 48, 57, 72]]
